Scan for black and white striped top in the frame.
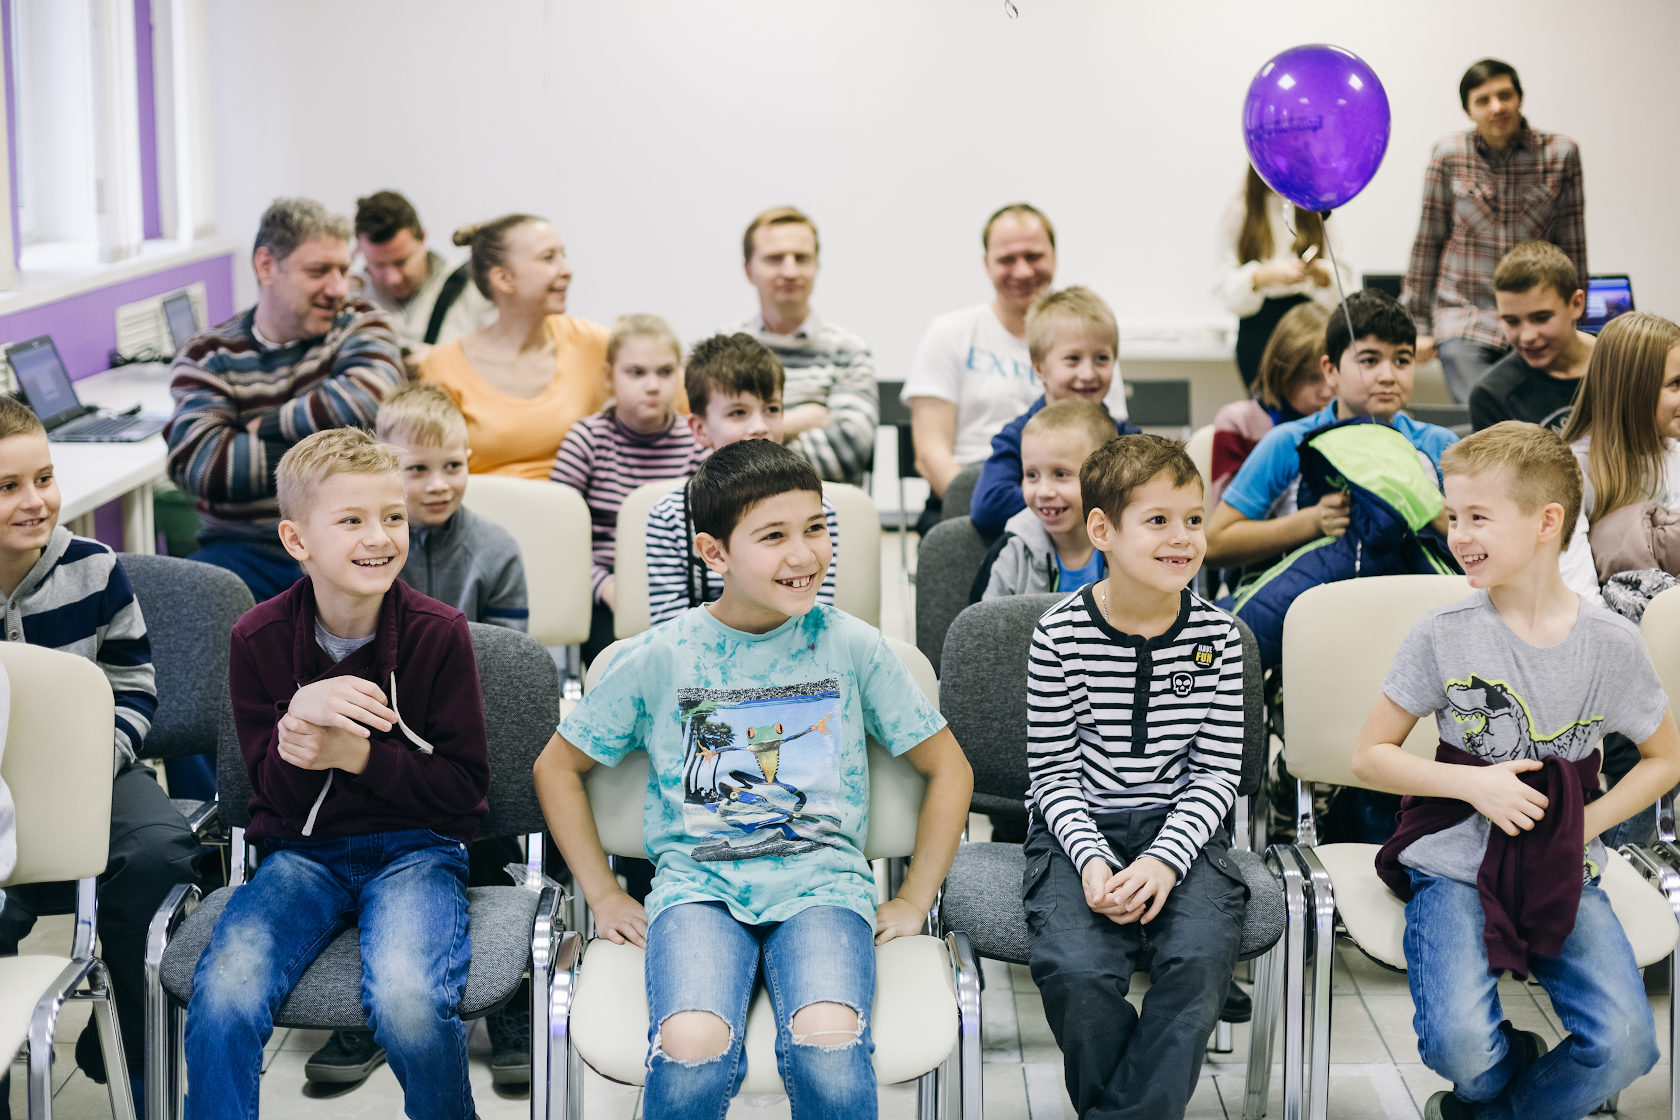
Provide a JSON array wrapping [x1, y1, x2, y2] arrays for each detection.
[[1027, 586, 1244, 878]]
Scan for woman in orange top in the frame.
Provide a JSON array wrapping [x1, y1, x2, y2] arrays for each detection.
[[419, 213, 609, 478]]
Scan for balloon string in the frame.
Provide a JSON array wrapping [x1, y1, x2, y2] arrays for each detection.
[[1318, 212, 1378, 426]]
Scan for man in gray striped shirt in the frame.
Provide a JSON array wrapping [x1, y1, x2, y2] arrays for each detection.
[[1023, 434, 1246, 1119], [726, 206, 878, 487]]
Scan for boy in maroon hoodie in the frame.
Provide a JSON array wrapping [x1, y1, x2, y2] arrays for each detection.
[[182, 427, 489, 1120]]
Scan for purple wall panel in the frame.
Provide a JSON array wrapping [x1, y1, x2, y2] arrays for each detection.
[[0, 252, 235, 379], [2, 0, 19, 269], [134, 0, 160, 240]]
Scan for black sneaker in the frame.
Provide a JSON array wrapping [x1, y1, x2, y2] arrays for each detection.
[[1220, 980, 1253, 1023], [75, 1021, 107, 1084], [1500, 1019, 1549, 1069], [486, 993, 531, 1088], [304, 1029, 386, 1085]]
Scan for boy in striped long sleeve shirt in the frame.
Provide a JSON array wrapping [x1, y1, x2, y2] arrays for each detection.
[[644, 334, 839, 628], [0, 398, 198, 1110], [166, 198, 405, 602], [1024, 434, 1247, 1120]]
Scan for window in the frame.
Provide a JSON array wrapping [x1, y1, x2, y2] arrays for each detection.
[[0, 0, 212, 288]]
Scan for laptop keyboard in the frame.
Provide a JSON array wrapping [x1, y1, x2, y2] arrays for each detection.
[[53, 413, 168, 443]]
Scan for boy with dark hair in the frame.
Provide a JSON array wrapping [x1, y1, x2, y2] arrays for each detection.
[[1469, 242, 1593, 433], [1026, 432, 1246, 1119], [1354, 422, 1679, 1120], [1402, 57, 1586, 402], [534, 437, 971, 1120], [184, 427, 489, 1120], [1206, 289, 1458, 568], [644, 333, 839, 626], [0, 397, 198, 1114]]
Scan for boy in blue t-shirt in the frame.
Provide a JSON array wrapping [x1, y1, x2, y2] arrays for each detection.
[[1206, 289, 1458, 570], [534, 439, 972, 1120]]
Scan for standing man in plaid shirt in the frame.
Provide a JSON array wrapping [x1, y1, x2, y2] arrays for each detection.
[[1402, 59, 1586, 404]]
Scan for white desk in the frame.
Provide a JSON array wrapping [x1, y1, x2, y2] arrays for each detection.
[[54, 362, 175, 554]]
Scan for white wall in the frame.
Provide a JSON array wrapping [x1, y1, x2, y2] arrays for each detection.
[[208, 0, 1680, 387]]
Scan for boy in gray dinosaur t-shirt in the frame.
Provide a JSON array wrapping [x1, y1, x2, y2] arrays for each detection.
[[1350, 422, 1680, 1120]]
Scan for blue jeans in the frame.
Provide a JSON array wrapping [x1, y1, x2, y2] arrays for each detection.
[[1404, 869, 1657, 1120], [184, 830, 474, 1120], [642, 902, 876, 1120]]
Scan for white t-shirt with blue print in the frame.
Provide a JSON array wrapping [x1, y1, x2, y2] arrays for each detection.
[[561, 604, 947, 930]]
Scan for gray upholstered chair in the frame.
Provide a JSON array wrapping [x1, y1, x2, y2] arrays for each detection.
[[119, 553, 254, 825], [942, 462, 983, 523], [144, 623, 564, 1120], [934, 594, 1284, 1065], [913, 516, 993, 672]]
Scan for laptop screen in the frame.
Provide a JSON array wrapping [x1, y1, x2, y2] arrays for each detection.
[[1582, 275, 1634, 334], [162, 291, 199, 351], [5, 336, 84, 427]]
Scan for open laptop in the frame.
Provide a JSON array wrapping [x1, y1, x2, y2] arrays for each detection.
[[3, 335, 168, 443], [161, 290, 200, 352], [1581, 274, 1634, 335]]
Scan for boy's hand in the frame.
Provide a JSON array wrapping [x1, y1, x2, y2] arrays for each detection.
[[593, 889, 647, 948], [1467, 759, 1548, 836], [1080, 859, 1116, 912], [875, 897, 927, 945], [1104, 855, 1177, 925], [1307, 492, 1351, 539], [276, 712, 371, 774], [288, 677, 397, 737], [600, 576, 617, 612]]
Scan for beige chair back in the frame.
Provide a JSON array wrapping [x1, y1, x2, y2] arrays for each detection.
[[823, 482, 882, 626], [462, 474, 593, 647], [582, 636, 935, 861], [1186, 424, 1215, 486], [612, 478, 686, 640], [1281, 575, 1470, 787], [1641, 586, 1680, 699], [0, 643, 115, 888]]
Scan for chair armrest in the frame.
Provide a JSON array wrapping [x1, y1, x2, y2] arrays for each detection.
[[185, 797, 220, 839], [145, 882, 202, 976]]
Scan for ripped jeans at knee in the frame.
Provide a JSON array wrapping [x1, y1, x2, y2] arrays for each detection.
[[640, 902, 878, 1120]]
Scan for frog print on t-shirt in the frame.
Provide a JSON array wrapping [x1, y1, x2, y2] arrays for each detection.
[[679, 679, 845, 862]]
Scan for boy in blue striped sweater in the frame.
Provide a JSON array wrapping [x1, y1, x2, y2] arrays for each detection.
[[0, 397, 198, 1115], [1024, 434, 1247, 1120]]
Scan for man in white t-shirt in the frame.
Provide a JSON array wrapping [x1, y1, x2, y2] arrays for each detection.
[[903, 204, 1127, 530]]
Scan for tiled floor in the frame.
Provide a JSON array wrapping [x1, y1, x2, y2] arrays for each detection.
[[12, 533, 1676, 1117]]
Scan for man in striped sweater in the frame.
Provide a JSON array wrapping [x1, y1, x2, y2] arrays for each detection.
[[167, 197, 406, 601], [0, 398, 198, 1113], [1024, 434, 1247, 1120], [725, 206, 878, 487]]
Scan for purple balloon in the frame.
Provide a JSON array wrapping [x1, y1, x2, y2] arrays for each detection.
[[1243, 44, 1390, 213]]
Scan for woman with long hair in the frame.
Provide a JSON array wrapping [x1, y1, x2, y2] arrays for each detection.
[[1218, 166, 1352, 390], [418, 214, 609, 478], [1557, 311, 1680, 595]]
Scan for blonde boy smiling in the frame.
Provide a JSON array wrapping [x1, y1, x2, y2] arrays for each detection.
[[1354, 423, 1680, 1120], [976, 398, 1114, 600]]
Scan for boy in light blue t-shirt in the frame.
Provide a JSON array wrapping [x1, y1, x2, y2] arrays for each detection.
[[533, 439, 972, 1120]]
